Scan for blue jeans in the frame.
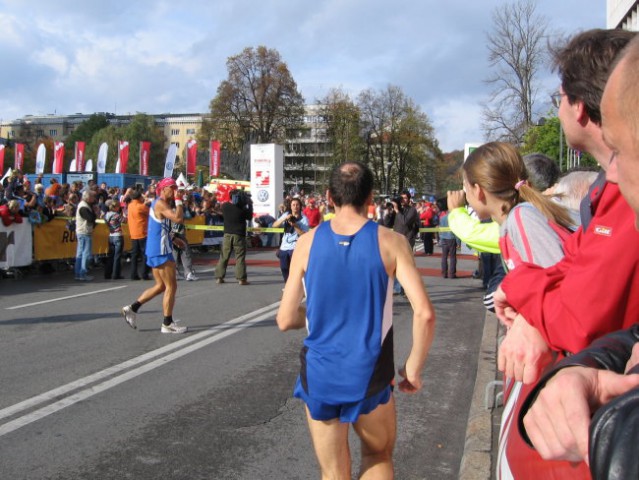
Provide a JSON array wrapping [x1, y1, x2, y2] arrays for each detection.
[[105, 236, 123, 279], [75, 234, 93, 278]]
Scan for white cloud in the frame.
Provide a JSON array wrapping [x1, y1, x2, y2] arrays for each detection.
[[429, 98, 484, 152], [31, 47, 69, 75], [0, 0, 605, 151]]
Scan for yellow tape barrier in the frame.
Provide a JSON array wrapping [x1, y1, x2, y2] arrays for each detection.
[[31, 218, 450, 262]]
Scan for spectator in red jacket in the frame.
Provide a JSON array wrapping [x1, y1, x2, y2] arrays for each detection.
[[302, 198, 321, 228], [0, 200, 23, 226]]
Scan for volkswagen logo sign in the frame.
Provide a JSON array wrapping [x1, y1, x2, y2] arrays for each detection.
[[257, 189, 269, 202], [166, 161, 173, 170]]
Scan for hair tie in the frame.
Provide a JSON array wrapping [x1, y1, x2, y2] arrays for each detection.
[[514, 180, 527, 191]]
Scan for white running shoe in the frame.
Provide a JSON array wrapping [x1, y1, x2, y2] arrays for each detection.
[[121, 305, 137, 329], [186, 273, 199, 281], [161, 322, 187, 334]]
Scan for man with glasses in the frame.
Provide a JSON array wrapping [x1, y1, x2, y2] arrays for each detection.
[[121, 178, 188, 334], [491, 28, 639, 479]]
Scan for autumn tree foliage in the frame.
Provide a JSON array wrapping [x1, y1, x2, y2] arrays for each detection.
[[201, 46, 305, 179]]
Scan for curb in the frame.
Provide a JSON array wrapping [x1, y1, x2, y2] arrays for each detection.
[[459, 311, 499, 480]]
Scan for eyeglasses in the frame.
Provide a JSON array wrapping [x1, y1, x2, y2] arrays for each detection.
[[550, 91, 567, 109]]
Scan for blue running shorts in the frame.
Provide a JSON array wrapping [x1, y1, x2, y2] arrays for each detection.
[[147, 253, 174, 268], [294, 377, 393, 423]]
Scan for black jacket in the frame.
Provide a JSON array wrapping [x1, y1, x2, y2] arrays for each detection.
[[221, 201, 253, 236]]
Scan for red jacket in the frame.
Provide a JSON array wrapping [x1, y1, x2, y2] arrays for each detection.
[[501, 180, 639, 354], [0, 204, 23, 226]]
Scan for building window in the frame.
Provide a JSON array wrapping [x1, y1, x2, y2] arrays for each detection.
[[171, 129, 180, 136], [49, 129, 57, 136], [186, 128, 196, 135], [36, 129, 44, 137]]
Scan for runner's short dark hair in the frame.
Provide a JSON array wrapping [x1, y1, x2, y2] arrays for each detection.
[[329, 162, 373, 208]]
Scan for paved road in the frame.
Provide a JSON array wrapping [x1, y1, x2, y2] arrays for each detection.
[[0, 247, 487, 479]]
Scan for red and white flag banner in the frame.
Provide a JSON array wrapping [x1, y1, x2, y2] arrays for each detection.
[[140, 141, 151, 176], [118, 141, 130, 174], [210, 140, 220, 177], [75, 141, 86, 172], [186, 140, 197, 176], [53, 142, 65, 174], [0, 144, 5, 175], [14, 143, 24, 171]]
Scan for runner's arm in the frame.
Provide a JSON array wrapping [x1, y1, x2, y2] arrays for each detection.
[[394, 233, 436, 393], [277, 231, 313, 331]]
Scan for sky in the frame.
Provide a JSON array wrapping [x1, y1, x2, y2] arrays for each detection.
[[0, 0, 605, 152]]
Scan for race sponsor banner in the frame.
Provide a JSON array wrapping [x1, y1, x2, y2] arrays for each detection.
[[0, 144, 5, 175], [164, 144, 177, 178], [186, 140, 197, 176], [75, 141, 86, 172], [118, 141, 129, 174], [33, 217, 203, 261], [53, 142, 65, 174], [14, 143, 24, 171], [35, 144, 46, 174], [33, 219, 132, 261], [139, 141, 150, 176], [97, 143, 108, 173], [85, 159, 93, 172], [0, 220, 32, 268], [250, 143, 283, 220], [210, 140, 220, 177]]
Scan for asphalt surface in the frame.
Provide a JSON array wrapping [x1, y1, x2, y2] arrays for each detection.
[[0, 244, 492, 479]]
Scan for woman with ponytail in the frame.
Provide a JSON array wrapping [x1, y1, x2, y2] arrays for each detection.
[[462, 141, 575, 479], [462, 141, 573, 272]]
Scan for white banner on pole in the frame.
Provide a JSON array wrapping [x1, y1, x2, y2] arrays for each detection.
[[97, 143, 108, 174], [35, 144, 46, 174], [85, 159, 93, 172], [164, 144, 178, 178]]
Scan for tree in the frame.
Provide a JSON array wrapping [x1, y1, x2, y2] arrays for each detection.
[[318, 88, 364, 165], [120, 114, 166, 176], [86, 125, 119, 174], [64, 114, 111, 163], [482, 0, 549, 145], [200, 46, 305, 179], [522, 115, 598, 170], [358, 85, 441, 196]]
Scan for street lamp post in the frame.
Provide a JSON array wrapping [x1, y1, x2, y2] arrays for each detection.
[[385, 161, 392, 195]]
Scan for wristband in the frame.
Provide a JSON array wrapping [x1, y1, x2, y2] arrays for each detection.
[[175, 199, 183, 207]]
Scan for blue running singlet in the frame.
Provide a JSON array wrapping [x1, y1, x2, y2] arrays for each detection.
[[298, 220, 394, 404], [145, 199, 174, 264]]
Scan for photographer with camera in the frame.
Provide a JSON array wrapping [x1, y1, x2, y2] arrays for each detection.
[[273, 197, 309, 283], [215, 188, 253, 285]]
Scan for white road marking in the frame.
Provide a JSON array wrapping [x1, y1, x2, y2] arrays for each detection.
[[0, 301, 281, 437], [5, 286, 129, 310]]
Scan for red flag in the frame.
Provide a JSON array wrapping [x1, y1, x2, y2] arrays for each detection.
[[75, 141, 86, 172], [186, 140, 197, 176], [140, 141, 150, 176], [14, 143, 24, 171], [0, 144, 5, 175], [210, 140, 220, 177], [53, 142, 65, 174], [118, 141, 130, 174]]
